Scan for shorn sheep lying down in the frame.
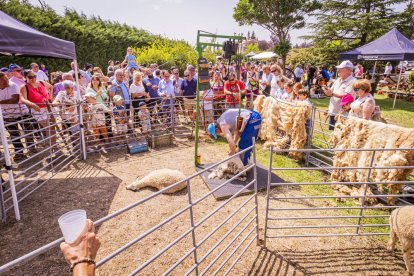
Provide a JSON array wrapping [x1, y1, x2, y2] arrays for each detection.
[[126, 169, 187, 194], [388, 206, 414, 275], [208, 156, 247, 181]]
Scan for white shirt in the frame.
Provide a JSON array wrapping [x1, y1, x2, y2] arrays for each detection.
[[0, 81, 29, 118], [294, 67, 304, 78], [275, 88, 285, 100], [269, 74, 280, 97], [328, 75, 357, 114], [89, 103, 110, 126], [281, 92, 293, 102], [130, 83, 146, 96], [34, 70, 49, 82], [199, 89, 213, 110], [260, 72, 273, 91], [384, 65, 393, 75]]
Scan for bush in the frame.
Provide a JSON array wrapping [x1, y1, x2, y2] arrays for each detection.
[[409, 71, 414, 86]]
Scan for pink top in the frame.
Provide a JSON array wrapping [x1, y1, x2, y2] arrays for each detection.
[[26, 82, 50, 108]]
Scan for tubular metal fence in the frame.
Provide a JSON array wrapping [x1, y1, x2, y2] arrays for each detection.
[[264, 146, 414, 245], [0, 144, 259, 275]]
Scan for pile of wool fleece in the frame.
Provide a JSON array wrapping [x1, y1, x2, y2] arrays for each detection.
[[208, 156, 247, 181], [254, 95, 310, 159], [329, 116, 414, 205]]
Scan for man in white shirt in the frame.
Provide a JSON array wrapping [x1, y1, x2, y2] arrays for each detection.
[[383, 62, 393, 80], [323, 60, 357, 130], [30, 63, 49, 82], [294, 64, 304, 83]]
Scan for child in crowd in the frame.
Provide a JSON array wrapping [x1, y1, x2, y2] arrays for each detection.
[[85, 92, 112, 152], [281, 80, 294, 102], [290, 82, 303, 104], [199, 88, 214, 126], [122, 47, 139, 71], [297, 88, 312, 136], [112, 95, 128, 148], [275, 78, 285, 99], [62, 100, 80, 136], [138, 102, 151, 134], [335, 94, 354, 121]]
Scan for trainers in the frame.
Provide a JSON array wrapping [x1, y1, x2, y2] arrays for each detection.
[[87, 147, 94, 153], [115, 144, 120, 149], [124, 143, 128, 147], [95, 146, 102, 152], [127, 130, 133, 134], [13, 154, 25, 162], [106, 145, 112, 152]]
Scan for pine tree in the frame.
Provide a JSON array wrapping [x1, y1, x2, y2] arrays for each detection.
[[398, 0, 414, 40], [251, 30, 256, 40], [247, 31, 251, 40]]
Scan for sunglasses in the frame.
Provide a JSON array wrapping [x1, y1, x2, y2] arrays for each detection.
[[174, 73, 179, 75], [229, 78, 235, 81], [271, 70, 277, 73], [13, 70, 22, 73], [185, 75, 190, 77], [354, 88, 360, 91], [27, 75, 37, 79]]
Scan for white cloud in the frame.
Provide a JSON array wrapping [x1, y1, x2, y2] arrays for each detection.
[[153, 5, 160, 10]]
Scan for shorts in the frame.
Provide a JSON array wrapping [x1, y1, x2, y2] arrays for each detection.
[[175, 97, 183, 108], [31, 107, 53, 122], [383, 74, 390, 78], [225, 102, 239, 109], [183, 98, 195, 111], [116, 123, 128, 134], [246, 89, 259, 98], [93, 124, 108, 140], [142, 123, 151, 133]]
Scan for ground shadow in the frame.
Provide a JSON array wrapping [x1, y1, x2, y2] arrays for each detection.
[[249, 246, 409, 275]]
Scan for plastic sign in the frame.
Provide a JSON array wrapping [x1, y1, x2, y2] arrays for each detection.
[[197, 58, 211, 91]]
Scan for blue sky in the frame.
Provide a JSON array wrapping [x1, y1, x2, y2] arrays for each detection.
[[29, 0, 407, 46]]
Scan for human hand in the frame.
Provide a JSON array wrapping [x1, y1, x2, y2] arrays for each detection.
[[60, 219, 101, 266], [31, 103, 41, 112]]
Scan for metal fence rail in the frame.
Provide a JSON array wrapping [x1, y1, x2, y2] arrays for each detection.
[[263, 146, 414, 246], [0, 143, 259, 275]]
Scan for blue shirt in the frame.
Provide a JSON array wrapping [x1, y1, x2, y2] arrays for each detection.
[[112, 104, 127, 123], [158, 79, 175, 97], [143, 76, 161, 98], [180, 78, 197, 99]]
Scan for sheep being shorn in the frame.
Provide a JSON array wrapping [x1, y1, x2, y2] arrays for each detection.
[[126, 169, 187, 193], [208, 156, 247, 181], [388, 206, 414, 275], [329, 116, 414, 205], [253, 96, 310, 159]]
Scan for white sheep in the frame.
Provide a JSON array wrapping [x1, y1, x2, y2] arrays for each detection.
[[126, 169, 187, 194], [388, 206, 414, 275], [208, 156, 246, 181]]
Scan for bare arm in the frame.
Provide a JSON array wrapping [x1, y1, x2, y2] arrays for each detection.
[[221, 124, 236, 155], [0, 94, 19, 104], [362, 98, 375, 120], [20, 85, 40, 112]]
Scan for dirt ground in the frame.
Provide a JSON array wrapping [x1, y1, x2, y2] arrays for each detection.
[[0, 138, 411, 276]]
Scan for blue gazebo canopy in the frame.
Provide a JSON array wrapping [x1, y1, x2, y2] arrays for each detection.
[[339, 28, 414, 61]]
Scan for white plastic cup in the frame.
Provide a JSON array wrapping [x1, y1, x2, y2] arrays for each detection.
[[58, 210, 87, 243]]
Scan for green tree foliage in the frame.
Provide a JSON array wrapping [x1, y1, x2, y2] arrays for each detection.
[[409, 71, 414, 86], [286, 46, 340, 69], [0, 0, 155, 73], [305, 0, 407, 48], [133, 39, 221, 74], [233, 0, 318, 70], [398, 0, 414, 40], [273, 40, 292, 70], [243, 43, 260, 55]]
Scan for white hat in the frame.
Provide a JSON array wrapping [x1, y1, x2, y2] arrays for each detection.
[[336, 60, 354, 69]]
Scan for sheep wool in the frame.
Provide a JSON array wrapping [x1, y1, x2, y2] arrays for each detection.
[[388, 206, 414, 274], [208, 156, 246, 181], [329, 116, 414, 205], [126, 169, 187, 194], [253, 96, 310, 159]]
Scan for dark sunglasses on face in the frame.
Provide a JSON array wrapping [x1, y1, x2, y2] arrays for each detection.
[[229, 78, 235, 81], [174, 73, 179, 75], [185, 75, 190, 77], [27, 75, 37, 79], [271, 70, 277, 73], [13, 70, 22, 73], [354, 88, 360, 91]]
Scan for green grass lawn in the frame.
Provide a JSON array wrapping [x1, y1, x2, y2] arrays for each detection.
[[310, 94, 414, 128]]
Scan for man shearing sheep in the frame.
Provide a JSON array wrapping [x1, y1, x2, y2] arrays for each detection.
[[207, 108, 261, 166]]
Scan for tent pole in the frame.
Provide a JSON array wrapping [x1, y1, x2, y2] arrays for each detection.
[[392, 62, 403, 109], [335, 61, 339, 79], [371, 61, 377, 80], [0, 106, 20, 220], [73, 59, 87, 160]]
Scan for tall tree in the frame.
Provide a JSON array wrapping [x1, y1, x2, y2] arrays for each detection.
[[398, 0, 414, 40], [305, 0, 408, 47], [233, 0, 318, 70], [273, 40, 292, 67]]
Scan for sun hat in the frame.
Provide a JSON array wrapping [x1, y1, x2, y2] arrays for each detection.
[[113, 95, 123, 102], [207, 123, 217, 139], [339, 94, 355, 106], [8, 64, 22, 72], [336, 60, 354, 69]]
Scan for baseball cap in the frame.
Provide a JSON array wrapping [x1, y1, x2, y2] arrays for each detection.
[[336, 60, 354, 69], [138, 101, 146, 107], [207, 123, 217, 139], [113, 95, 123, 102], [339, 94, 354, 106], [85, 92, 96, 98], [8, 64, 22, 72], [0, 67, 9, 72]]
